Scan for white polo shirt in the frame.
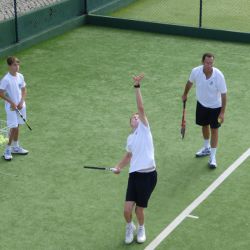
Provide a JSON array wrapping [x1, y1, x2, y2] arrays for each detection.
[[0, 72, 26, 109], [126, 121, 156, 173], [189, 65, 227, 108]]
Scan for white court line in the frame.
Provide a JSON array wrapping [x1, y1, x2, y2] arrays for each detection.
[[187, 214, 199, 219], [145, 148, 250, 250]]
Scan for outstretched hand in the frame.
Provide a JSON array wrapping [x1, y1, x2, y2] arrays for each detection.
[[133, 74, 144, 85]]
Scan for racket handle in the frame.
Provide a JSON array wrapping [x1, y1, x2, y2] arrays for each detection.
[[183, 100, 186, 108]]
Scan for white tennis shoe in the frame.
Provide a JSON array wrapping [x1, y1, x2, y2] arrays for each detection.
[[196, 147, 211, 157], [3, 147, 12, 161], [125, 222, 136, 244], [12, 146, 29, 155], [209, 157, 217, 169], [137, 225, 146, 243]]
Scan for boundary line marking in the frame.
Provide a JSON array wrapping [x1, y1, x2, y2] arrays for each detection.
[[145, 148, 250, 250], [187, 214, 199, 219]]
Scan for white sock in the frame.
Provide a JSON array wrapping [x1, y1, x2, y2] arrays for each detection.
[[203, 139, 210, 148], [211, 148, 217, 159], [138, 224, 144, 229], [13, 141, 19, 147], [127, 222, 133, 227]]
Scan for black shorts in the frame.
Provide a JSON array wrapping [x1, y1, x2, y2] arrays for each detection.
[[125, 170, 157, 208], [196, 101, 221, 129]]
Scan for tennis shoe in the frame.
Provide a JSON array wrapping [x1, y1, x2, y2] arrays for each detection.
[[3, 147, 12, 161], [12, 146, 29, 155], [137, 225, 146, 243], [195, 147, 211, 157], [125, 222, 136, 244], [209, 157, 217, 169]]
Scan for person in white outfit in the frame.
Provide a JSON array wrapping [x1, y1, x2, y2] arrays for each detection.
[[182, 53, 227, 169], [0, 56, 29, 161], [114, 74, 157, 244]]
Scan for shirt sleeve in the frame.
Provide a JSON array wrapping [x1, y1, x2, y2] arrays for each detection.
[[216, 72, 227, 94], [126, 136, 131, 152], [188, 68, 196, 84], [20, 74, 26, 88], [138, 120, 150, 131], [0, 78, 8, 90]]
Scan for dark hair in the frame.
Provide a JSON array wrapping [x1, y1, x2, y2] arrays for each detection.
[[202, 53, 214, 62], [7, 56, 20, 66]]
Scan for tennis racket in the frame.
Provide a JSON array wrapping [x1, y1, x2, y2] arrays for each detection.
[[180, 100, 186, 139], [16, 108, 32, 131], [84, 166, 117, 172]]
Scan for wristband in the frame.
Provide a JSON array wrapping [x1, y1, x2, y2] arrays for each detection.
[[134, 84, 140, 88]]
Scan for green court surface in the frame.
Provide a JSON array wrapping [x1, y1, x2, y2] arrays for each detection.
[[110, 0, 250, 32], [158, 159, 250, 250], [0, 26, 249, 249]]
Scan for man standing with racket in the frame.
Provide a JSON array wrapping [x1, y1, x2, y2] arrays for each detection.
[[182, 53, 227, 169], [114, 74, 157, 244], [0, 56, 29, 161]]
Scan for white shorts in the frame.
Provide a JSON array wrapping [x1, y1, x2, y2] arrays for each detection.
[[5, 105, 26, 129]]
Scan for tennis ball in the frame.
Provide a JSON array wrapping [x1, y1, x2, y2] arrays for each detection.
[[0, 135, 5, 144], [0, 135, 8, 145], [218, 118, 222, 124]]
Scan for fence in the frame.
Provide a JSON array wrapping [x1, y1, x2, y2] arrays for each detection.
[[0, 0, 87, 50], [93, 0, 250, 33], [0, 0, 249, 54], [86, 0, 250, 44]]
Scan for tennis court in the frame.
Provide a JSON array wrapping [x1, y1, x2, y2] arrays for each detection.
[[0, 2, 250, 250]]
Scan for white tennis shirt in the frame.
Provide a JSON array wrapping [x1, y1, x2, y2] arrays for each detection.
[[189, 65, 227, 108], [0, 72, 26, 109], [126, 121, 156, 173]]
